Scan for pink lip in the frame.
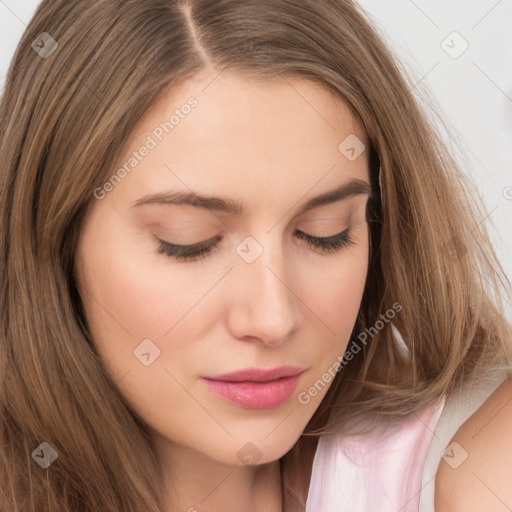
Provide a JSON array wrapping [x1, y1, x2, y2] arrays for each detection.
[[201, 366, 305, 409]]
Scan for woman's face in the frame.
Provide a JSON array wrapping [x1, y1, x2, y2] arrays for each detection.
[[75, 71, 371, 467]]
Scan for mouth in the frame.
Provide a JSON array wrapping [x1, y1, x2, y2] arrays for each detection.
[[201, 366, 306, 409]]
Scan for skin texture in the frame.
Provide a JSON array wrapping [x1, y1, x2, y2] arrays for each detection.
[[435, 374, 512, 512], [75, 71, 371, 512]]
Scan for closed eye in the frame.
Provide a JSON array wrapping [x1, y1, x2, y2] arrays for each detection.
[[155, 228, 355, 263]]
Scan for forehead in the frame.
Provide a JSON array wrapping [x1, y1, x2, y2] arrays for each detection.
[[121, 69, 366, 150], [109, 71, 369, 210]]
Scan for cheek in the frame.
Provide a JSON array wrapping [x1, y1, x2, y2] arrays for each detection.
[[296, 246, 368, 409], [78, 219, 369, 360], [75, 212, 206, 385], [304, 231, 369, 368], [77, 251, 200, 364], [310, 229, 369, 326]]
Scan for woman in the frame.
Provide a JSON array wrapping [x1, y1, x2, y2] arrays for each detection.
[[1, 1, 511, 511]]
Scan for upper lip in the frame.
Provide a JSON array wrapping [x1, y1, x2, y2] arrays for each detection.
[[203, 366, 305, 383]]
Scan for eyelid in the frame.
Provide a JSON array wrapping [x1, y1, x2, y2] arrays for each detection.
[[155, 227, 355, 262], [154, 229, 342, 250], [154, 234, 221, 251]]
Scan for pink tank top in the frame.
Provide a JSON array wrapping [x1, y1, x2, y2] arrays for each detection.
[[306, 396, 446, 511]]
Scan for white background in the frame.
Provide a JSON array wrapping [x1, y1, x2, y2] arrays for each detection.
[[1, 0, 511, 319]]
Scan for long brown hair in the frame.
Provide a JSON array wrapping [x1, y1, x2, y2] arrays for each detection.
[[1, 0, 511, 510]]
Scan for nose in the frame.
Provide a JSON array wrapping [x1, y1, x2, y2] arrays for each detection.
[[226, 242, 301, 347]]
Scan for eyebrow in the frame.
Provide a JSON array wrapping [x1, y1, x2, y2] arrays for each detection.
[[131, 178, 372, 216]]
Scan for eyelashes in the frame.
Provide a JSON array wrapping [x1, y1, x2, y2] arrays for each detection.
[[157, 235, 223, 262], [155, 229, 355, 263], [295, 228, 354, 255]]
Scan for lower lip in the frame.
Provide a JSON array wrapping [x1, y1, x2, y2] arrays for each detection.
[[201, 374, 302, 409]]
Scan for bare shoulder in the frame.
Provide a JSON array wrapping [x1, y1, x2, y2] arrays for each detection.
[[435, 374, 512, 512]]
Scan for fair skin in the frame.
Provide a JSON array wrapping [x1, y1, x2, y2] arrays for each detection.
[[435, 374, 512, 511], [75, 71, 371, 512]]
